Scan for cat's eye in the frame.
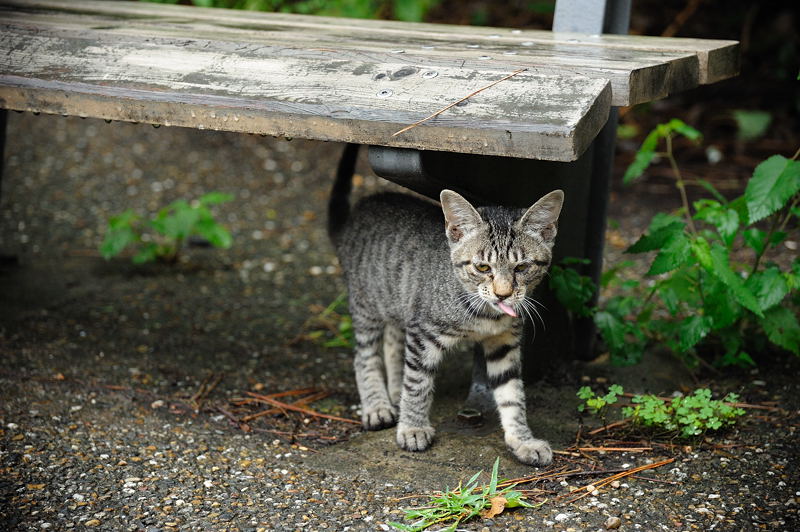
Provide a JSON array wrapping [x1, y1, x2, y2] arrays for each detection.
[[514, 263, 529, 272], [475, 263, 491, 273]]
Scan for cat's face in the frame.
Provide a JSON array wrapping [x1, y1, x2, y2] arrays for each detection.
[[440, 190, 564, 318]]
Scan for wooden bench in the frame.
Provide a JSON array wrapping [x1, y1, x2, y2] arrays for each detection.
[[0, 0, 738, 369]]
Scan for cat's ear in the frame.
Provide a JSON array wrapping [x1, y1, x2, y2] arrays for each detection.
[[518, 190, 564, 244], [440, 190, 482, 243]]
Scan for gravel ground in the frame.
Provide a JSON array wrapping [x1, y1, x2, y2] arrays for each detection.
[[1, 113, 799, 531]]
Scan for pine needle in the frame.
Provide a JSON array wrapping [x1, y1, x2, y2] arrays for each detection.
[[391, 68, 528, 137]]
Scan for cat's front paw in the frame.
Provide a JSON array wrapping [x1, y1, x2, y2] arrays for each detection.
[[362, 405, 398, 431], [510, 438, 552, 466], [396, 423, 435, 452]]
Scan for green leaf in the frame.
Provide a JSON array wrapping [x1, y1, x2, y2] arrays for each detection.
[[760, 306, 800, 355], [549, 265, 595, 317], [195, 218, 233, 248], [394, 0, 438, 22], [100, 226, 137, 259], [745, 155, 800, 223], [132, 243, 160, 264], [677, 315, 713, 351], [703, 243, 763, 317], [732, 110, 772, 141], [626, 214, 685, 253], [623, 129, 661, 184], [489, 457, 499, 493], [727, 195, 750, 226], [594, 311, 625, 352], [704, 277, 742, 329], [198, 192, 234, 206], [743, 228, 767, 255], [690, 236, 713, 269], [746, 266, 789, 311], [647, 232, 692, 275], [666, 118, 702, 141], [695, 179, 728, 204], [693, 200, 740, 246], [623, 150, 656, 184], [156, 202, 200, 240], [600, 260, 635, 288], [108, 209, 139, 229], [617, 123, 639, 139], [719, 349, 756, 368], [594, 311, 646, 366], [786, 258, 800, 290]]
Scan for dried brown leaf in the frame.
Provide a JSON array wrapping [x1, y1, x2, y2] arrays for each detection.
[[481, 495, 507, 519]]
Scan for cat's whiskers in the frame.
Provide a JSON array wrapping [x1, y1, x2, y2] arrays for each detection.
[[455, 291, 485, 321], [521, 297, 547, 332], [516, 300, 537, 338], [526, 295, 549, 313]]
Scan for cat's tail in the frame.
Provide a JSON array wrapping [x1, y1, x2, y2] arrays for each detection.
[[327, 143, 360, 241]]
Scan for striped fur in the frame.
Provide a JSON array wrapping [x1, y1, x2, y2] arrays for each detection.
[[329, 159, 562, 465]]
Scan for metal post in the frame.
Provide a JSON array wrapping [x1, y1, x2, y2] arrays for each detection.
[[0, 109, 7, 199], [0, 109, 16, 267]]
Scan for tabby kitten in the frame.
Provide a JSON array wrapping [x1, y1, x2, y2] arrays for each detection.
[[328, 146, 563, 465]]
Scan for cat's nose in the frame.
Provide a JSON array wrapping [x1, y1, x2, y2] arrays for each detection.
[[493, 279, 513, 299]]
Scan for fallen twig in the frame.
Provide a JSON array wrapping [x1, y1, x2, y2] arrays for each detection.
[[561, 457, 676, 504], [241, 390, 330, 421], [216, 406, 251, 432], [244, 391, 360, 425], [586, 419, 631, 436], [191, 373, 223, 411], [570, 446, 652, 453], [391, 68, 528, 137]]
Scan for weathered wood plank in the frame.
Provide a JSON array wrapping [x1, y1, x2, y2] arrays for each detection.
[[0, 0, 738, 160], [0, 25, 611, 161], [4, 0, 737, 86], [0, 0, 722, 106]]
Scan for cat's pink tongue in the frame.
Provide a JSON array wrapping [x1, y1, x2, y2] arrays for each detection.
[[497, 302, 518, 317]]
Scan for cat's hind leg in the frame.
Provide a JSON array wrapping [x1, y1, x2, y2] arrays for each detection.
[[383, 324, 405, 407], [352, 318, 397, 430], [482, 329, 552, 466]]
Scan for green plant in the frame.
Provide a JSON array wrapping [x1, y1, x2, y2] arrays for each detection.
[[303, 293, 354, 348], [577, 384, 622, 425], [552, 119, 800, 368], [577, 385, 746, 439], [100, 192, 233, 264], [732, 110, 773, 141], [142, 0, 442, 22], [390, 458, 535, 531]]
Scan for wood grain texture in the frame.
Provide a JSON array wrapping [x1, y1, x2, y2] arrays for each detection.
[[0, 0, 738, 160]]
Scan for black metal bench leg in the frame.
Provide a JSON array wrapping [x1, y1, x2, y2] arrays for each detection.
[[0, 109, 7, 200], [0, 109, 16, 268]]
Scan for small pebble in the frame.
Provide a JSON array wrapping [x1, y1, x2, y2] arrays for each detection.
[[605, 516, 622, 529], [611, 481, 621, 489]]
